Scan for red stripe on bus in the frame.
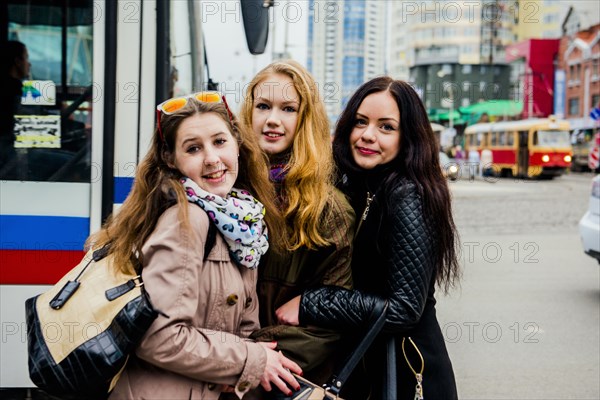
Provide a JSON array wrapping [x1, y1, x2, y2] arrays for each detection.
[[0, 250, 85, 285]]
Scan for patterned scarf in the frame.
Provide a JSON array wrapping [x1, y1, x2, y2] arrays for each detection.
[[181, 177, 269, 269]]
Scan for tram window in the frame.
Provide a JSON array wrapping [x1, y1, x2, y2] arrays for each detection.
[[467, 134, 475, 147], [498, 131, 506, 146], [1, 1, 93, 183], [507, 132, 514, 146], [490, 132, 498, 146]]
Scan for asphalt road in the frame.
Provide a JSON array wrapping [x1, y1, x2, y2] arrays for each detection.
[[436, 172, 600, 399]]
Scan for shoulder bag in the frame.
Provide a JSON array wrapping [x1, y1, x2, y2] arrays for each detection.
[[25, 226, 217, 399], [271, 301, 388, 400]]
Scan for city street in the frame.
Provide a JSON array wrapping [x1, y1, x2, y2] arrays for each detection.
[[437, 172, 600, 399]]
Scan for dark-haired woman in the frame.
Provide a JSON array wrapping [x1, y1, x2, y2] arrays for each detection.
[[276, 77, 461, 399]]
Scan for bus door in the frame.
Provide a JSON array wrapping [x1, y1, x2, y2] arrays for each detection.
[[517, 130, 529, 177], [1, 0, 99, 388]]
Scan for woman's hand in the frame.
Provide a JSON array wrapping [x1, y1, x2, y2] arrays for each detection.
[[258, 342, 302, 395], [275, 296, 301, 326]]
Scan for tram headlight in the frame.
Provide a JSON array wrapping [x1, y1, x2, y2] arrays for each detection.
[[542, 155, 550, 163], [564, 155, 572, 163], [448, 165, 459, 174]]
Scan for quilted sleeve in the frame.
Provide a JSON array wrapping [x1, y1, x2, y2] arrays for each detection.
[[381, 182, 436, 331], [300, 182, 436, 333]]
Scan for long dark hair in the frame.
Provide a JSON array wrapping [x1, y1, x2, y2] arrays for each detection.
[[333, 76, 460, 291]]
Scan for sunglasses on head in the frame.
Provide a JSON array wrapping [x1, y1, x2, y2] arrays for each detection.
[[155, 91, 234, 143]]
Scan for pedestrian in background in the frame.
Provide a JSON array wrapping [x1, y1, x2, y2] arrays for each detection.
[[89, 93, 302, 399], [276, 77, 461, 399], [240, 60, 355, 388]]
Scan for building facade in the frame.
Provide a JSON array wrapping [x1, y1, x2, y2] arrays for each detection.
[[505, 39, 560, 118], [560, 25, 600, 120], [308, 0, 386, 124]]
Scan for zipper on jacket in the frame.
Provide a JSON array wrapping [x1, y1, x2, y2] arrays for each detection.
[[355, 191, 374, 238]]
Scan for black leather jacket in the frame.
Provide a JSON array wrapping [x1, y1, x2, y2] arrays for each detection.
[[299, 179, 457, 399], [299, 179, 435, 329]]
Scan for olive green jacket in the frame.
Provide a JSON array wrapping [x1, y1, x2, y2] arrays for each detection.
[[251, 189, 355, 384]]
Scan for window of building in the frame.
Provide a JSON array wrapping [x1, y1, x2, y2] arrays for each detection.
[[462, 65, 472, 74], [592, 94, 600, 109], [568, 98, 580, 116]]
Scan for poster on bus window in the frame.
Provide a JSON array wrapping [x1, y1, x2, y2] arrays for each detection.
[[13, 115, 61, 148], [21, 80, 56, 106]]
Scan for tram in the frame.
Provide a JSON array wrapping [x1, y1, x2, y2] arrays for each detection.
[[0, 0, 269, 391], [464, 117, 572, 178]]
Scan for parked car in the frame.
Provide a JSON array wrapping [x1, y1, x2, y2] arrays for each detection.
[[439, 152, 459, 180], [578, 174, 600, 263]]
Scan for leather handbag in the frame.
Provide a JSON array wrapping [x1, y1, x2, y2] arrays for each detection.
[[271, 301, 388, 400], [25, 245, 161, 399]]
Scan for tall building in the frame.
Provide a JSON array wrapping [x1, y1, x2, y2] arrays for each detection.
[[389, 0, 518, 122], [308, 0, 386, 124], [390, 0, 518, 75], [514, 0, 599, 41]]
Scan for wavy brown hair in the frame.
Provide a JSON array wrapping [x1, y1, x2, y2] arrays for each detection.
[[333, 77, 460, 291], [87, 98, 284, 274], [240, 60, 335, 250]]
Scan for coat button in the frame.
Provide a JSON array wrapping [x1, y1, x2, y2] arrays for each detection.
[[207, 383, 216, 390], [245, 297, 252, 308], [226, 294, 239, 306], [238, 381, 250, 391]]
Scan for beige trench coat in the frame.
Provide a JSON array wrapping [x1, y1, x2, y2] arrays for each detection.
[[109, 204, 267, 400]]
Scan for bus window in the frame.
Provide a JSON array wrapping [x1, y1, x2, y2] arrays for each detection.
[[2, 2, 93, 183]]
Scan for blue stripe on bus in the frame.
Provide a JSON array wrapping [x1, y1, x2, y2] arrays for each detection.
[[114, 177, 135, 204], [0, 215, 89, 250]]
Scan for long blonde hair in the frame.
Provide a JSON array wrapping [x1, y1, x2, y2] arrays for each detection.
[[240, 60, 335, 250], [87, 99, 284, 273]]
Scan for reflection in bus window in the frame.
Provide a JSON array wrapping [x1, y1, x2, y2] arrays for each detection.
[[535, 130, 571, 147], [1, 3, 93, 183]]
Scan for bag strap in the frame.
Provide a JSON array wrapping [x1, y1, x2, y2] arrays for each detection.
[[325, 301, 388, 395], [203, 222, 217, 261]]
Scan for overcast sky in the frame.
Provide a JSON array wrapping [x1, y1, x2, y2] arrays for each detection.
[[203, 1, 310, 110]]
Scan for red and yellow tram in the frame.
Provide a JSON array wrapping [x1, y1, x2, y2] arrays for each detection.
[[464, 117, 572, 178]]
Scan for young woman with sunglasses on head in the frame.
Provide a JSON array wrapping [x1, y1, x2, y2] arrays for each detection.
[[239, 61, 356, 388], [276, 77, 461, 399], [87, 94, 302, 399]]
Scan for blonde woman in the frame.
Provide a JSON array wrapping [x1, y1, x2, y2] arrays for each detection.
[[240, 60, 355, 388], [89, 94, 302, 399]]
